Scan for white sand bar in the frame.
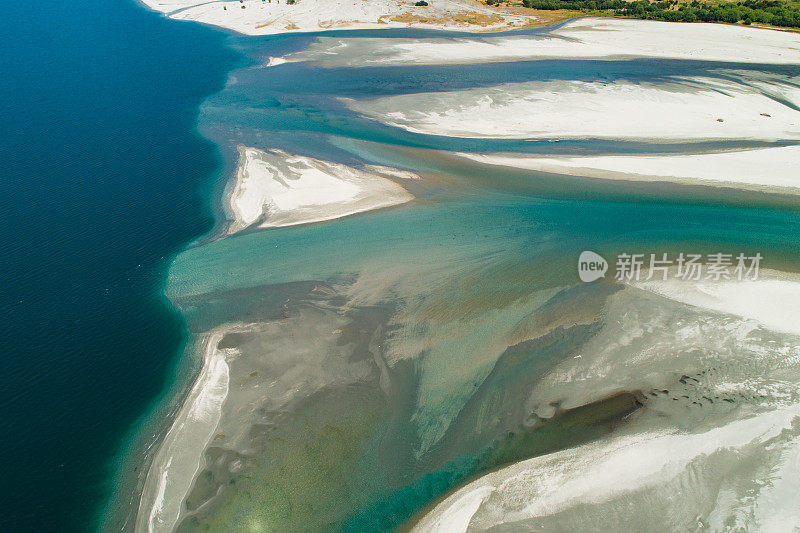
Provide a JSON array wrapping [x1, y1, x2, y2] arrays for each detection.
[[140, 0, 537, 35], [459, 145, 800, 193], [288, 17, 800, 67], [631, 269, 800, 337], [345, 78, 800, 141], [136, 333, 230, 533], [413, 404, 800, 532], [227, 146, 415, 233]]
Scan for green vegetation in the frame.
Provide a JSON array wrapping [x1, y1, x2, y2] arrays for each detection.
[[521, 0, 800, 29]]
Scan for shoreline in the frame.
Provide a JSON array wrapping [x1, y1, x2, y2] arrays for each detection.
[[100, 325, 203, 533], [136, 331, 231, 533]]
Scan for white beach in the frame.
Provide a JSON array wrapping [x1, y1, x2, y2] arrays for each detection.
[[413, 404, 800, 532], [227, 146, 415, 234], [140, 0, 537, 35], [459, 145, 800, 193], [631, 269, 800, 337], [344, 77, 800, 141], [136, 332, 231, 533], [286, 17, 800, 67]]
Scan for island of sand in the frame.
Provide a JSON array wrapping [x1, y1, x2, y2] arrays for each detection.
[[325, 19, 800, 193], [227, 146, 416, 234]]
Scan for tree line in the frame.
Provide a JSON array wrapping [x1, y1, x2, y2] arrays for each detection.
[[521, 0, 800, 28]]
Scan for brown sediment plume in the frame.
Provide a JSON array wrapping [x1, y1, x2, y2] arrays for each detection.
[[480, 390, 646, 471]]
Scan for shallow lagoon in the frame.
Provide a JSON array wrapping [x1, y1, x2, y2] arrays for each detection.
[[142, 21, 800, 533]]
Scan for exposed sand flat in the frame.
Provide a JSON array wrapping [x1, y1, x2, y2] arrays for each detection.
[[140, 0, 537, 35], [344, 78, 800, 141], [752, 436, 800, 529], [137, 332, 231, 533], [404, 271, 800, 532], [631, 269, 800, 337], [287, 17, 800, 67], [413, 404, 800, 532], [227, 146, 414, 233], [458, 145, 800, 193], [520, 270, 800, 416]]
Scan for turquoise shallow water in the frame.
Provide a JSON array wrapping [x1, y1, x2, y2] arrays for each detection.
[[150, 28, 800, 531], [174, 31, 800, 301], [168, 194, 800, 532], [169, 194, 800, 299]]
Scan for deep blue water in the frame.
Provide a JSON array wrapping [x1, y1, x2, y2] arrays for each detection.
[[3, 1, 800, 529], [0, 1, 239, 530]]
